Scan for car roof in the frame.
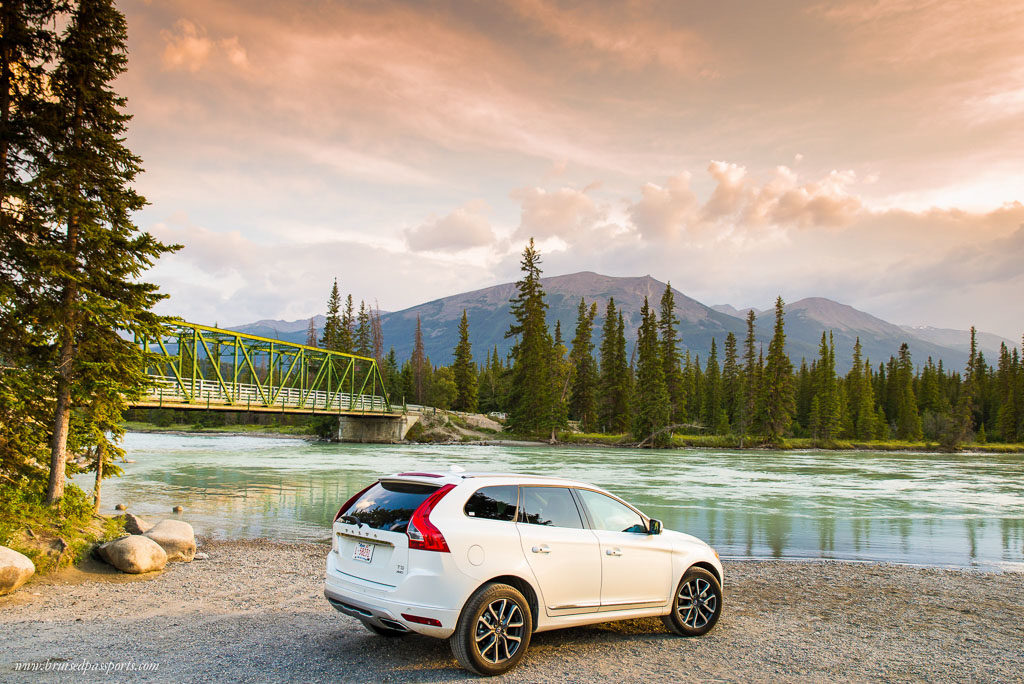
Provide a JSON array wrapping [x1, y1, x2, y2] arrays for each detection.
[[383, 470, 603, 491]]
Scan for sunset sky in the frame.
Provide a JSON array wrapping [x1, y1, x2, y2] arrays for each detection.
[[120, 0, 1024, 338]]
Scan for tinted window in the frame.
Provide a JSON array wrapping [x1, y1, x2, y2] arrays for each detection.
[[577, 489, 646, 533], [344, 481, 437, 532], [464, 485, 518, 521], [519, 487, 583, 529]]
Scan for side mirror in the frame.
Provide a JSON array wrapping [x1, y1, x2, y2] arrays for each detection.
[[648, 518, 663, 535]]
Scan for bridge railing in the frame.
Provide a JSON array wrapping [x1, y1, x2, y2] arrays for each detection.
[[144, 376, 394, 413]]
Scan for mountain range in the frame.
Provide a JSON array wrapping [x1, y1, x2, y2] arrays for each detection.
[[231, 272, 1017, 374]]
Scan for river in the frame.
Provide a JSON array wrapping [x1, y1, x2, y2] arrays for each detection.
[[76, 432, 1024, 570]]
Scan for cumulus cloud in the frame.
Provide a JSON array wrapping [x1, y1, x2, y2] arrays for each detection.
[[161, 19, 248, 72], [404, 202, 496, 252], [627, 173, 700, 242], [511, 187, 604, 241]]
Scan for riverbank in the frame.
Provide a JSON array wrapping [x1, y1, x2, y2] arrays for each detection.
[[2, 539, 1020, 682]]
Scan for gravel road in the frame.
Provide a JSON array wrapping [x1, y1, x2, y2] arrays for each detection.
[[2, 540, 1022, 682]]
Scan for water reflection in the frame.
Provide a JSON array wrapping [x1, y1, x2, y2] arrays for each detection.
[[73, 434, 1024, 569]]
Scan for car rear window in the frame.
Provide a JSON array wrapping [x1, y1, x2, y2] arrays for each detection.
[[343, 481, 438, 532], [464, 485, 518, 521]]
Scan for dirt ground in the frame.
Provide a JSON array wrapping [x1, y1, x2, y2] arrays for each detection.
[[1, 539, 1022, 682]]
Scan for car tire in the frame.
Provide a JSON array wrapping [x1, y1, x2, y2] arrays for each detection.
[[661, 566, 722, 636], [362, 621, 406, 638], [450, 583, 532, 676]]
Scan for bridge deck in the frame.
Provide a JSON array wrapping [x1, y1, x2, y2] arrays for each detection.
[[133, 376, 403, 417]]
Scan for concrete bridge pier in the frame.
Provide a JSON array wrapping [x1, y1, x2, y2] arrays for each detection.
[[336, 413, 420, 443]]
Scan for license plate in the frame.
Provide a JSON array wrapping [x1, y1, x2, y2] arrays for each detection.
[[353, 541, 374, 564]]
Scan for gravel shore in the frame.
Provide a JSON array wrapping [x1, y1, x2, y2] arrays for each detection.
[[1, 539, 1021, 682]]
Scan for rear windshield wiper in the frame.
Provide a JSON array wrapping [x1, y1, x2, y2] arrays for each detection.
[[338, 515, 361, 526]]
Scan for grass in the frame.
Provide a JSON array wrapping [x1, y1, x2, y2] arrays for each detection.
[[0, 477, 126, 575]]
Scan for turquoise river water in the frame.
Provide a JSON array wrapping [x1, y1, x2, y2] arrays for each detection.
[[76, 432, 1024, 570]]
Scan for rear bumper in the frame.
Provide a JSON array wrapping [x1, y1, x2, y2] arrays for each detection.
[[323, 552, 460, 638]]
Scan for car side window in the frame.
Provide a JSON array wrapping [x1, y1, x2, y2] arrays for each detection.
[[576, 489, 646, 533], [464, 485, 518, 521], [518, 486, 584, 529]]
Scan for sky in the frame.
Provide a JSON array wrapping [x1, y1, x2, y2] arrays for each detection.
[[120, 0, 1024, 339]]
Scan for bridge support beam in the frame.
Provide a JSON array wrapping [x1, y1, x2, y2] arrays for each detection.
[[335, 413, 420, 443]]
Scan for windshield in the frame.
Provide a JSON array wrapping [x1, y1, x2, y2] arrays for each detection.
[[342, 481, 438, 533]]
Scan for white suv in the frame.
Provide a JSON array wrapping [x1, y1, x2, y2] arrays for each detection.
[[324, 471, 724, 676]]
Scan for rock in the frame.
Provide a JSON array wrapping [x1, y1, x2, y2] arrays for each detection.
[[114, 504, 127, 511], [193, 552, 209, 560], [172, 505, 183, 513], [0, 546, 35, 596], [121, 513, 152, 535], [144, 520, 196, 562], [96, 535, 166, 574]]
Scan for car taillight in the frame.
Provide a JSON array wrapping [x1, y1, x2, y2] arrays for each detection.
[[407, 484, 455, 552], [334, 481, 377, 522]]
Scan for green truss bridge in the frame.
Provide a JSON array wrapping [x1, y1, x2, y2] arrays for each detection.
[[134, 322, 418, 442]]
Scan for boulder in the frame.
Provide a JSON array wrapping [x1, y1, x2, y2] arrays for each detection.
[[121, 513, 152, 535], [97, 535, 166, 574], [144, 520, 196, 562], [0, 546, 35, 596]]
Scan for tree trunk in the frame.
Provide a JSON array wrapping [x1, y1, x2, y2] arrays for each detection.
[[92, 443, 104, 513], [46, 281, 77, 503]]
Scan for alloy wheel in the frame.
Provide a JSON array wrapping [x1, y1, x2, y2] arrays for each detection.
[[676, 577, 718, 629], [474, 598, 525, 664]]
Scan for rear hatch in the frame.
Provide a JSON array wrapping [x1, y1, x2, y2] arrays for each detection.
[[332, 478, 440, 587]]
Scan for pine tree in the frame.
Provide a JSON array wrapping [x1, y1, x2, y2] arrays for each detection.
[[598, 298, 630, 433], [659, 283, 686, 421], [340, 294, 354, 353], [452, 310, 478, 412], [761, 297, 795, 443], [855, 358, 877, 440], [0, 0, 61, 481], [811, 332, 840, 440], [568, 299, 599, 431], [736, 309, 759, 444], [305, 317, 317, 347], [895, 343, 923, 440], [703, 338, 723, 432], [995, 342, 1016, 442], [38, 0, 178, 502], [632, 297, 670, 445], [722, 332, 740, 429], [505, 239, 562, 438], [320, 280, 342, 350], [383, 348, 400, 403], [411, 316, 426, 404], [354, 300, 372, 357]]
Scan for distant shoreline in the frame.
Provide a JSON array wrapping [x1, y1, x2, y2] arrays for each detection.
[[121, 425, 1024, 455]]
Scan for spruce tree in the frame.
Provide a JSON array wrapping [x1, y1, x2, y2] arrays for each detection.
[[568, 299, 599, 431], [722, 332, 740, 429], [598, 298, 630, 433], [354, 300, 372, 357], [0, 0, 60, 481], [895, 343, 923, 440], [411, 316, 426, 404], [320, 279, 342, 350], [760, 297, 795, 443], [38, 0, 178, 502], [340, 294, 354, 353], [736, 309, 758, 444], [632, 297, 670, 445], [505, 239, 561, 438], [659, 282, 686, 421], [452, 310, 478, 412], [703, 338, 723, 432], [811, 332, 840, 440]]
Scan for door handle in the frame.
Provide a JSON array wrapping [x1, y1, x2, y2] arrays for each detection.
[[605, 548, 622, 556], [531, 544, 551, 554]]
